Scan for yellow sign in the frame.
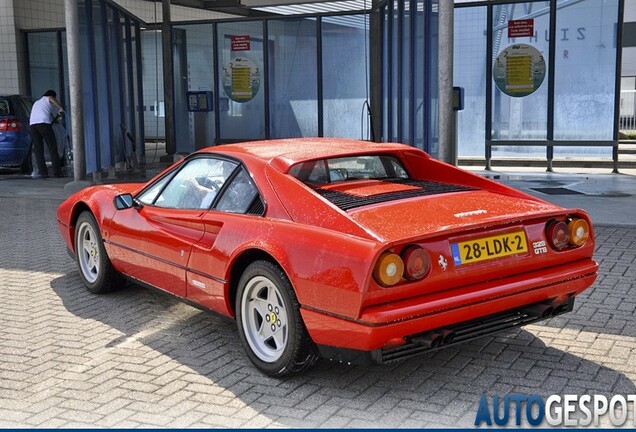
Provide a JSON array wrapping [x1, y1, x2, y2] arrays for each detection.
[[493, 44, 546, 98], [506, 55, 533, 93], [231, 66, 252, 99], [222, 57, 261, 103]]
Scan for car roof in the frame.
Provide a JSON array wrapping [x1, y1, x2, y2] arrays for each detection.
[[198, 138, 420, 173]]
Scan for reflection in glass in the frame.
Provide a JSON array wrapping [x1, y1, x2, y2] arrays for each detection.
[[554, 0, 617, 158], [454, 6, 487, 157], [491, 2, 550, 157], [268, 19, 318, 138], [322, 15, 369, 139], [217, 21, 265, 141]]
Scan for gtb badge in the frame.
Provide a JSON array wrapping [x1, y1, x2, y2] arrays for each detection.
[[533, 240, 547, 255], [438, 255, 448, 271]]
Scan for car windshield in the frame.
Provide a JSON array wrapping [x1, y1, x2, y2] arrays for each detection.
[[288, 155, 409, 185], [0, 98, 10, 117]]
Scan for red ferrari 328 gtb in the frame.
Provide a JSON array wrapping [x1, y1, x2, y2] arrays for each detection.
[[57, 139, 597, 376]]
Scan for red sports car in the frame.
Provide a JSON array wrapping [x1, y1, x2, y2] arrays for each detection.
[[57, 138, 597, 376]]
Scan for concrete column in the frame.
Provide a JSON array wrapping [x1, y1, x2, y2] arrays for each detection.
[[64, 0, 87, 184], [162, 0, 176, 156], [438, 0, 456, 165], [369, 0, 383, 143]]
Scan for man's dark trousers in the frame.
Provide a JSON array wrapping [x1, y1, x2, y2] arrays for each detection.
[[30, 122, 62, 177]]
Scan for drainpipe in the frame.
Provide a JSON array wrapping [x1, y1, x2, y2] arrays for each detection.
[[438, 0, 455, 165], [162, 0, 176, 156], [64, 0, 88, 188], [370, 0, 383, 143]]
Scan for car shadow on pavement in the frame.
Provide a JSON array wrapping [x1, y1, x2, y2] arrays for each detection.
[[50, 272, 636, 428]]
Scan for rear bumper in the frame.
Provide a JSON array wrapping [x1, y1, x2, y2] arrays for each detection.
[[301, 258, 597, 360], [316, 297, 576, 365]]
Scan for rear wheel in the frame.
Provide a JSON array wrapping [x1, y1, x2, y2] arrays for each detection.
[[236, 260, 318, 377], [74, 211, 123, 294]]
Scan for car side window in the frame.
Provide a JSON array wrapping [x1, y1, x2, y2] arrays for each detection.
[[137, 173, 173, 205], [151, 158, 238, 209], [215, 167, 259, 214]]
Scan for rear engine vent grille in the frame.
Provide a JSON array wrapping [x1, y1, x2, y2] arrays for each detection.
[[246, 196, 265, 215], [315, 179, 474, 211]]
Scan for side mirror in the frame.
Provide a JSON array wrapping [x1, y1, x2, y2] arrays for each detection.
[[114, 193, 138, 210]]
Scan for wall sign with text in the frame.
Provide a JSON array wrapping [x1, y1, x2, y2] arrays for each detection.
[[222, 57, 260, 103], [493, 44, 546, 98]]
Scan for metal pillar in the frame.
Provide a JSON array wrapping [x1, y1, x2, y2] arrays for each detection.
[[438, 0, 455, 165], [370, 0, 383, 142], [162, 0, 176, 156], [64, 0, 86, 183]]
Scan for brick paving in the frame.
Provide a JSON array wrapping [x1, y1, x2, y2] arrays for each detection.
[[0, 194, 634, 428]]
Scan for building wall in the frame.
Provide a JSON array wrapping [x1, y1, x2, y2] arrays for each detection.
[[14, 0, 65, 29], [0, 0, 236, 94], [0, 0, 20, 93], [111, 0, 236, 22], [623, 0, 636, 76]]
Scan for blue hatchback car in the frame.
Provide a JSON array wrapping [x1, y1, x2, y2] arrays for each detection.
[[0, 95, 33, 173]]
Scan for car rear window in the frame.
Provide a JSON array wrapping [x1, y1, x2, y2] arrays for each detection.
[[0, 99, 10, 116], [289, 155, 409, 185]]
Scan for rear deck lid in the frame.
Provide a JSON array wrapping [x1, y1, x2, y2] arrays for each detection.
[[316, 180, 563, 243]]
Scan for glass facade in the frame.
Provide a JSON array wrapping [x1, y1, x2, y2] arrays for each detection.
[[269, 19, 318, 138], [322, 15, 369, 139], [27, 31, 72, 145], [27, 32, 63, 102], [141, 30, 165, 141], [24, 0, 622, 172], [491, 2, 550, 158], [454, 6, 486, 157], [382, 0, 438, 154], [217, 21, 266, 141], [157, 14, 372, 151], [173, 24, 216, 151], [553, 0, 618, 157], [457, 0, 621, 163], [25, 0, 145, 174]]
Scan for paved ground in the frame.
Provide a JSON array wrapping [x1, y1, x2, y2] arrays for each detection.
[[0, 171, 635, 427]]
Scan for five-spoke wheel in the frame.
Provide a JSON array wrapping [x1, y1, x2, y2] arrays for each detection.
[[74, 211, 122, 294], [77, 219, 101, 284], [240, 275, 289, 363], [236, 260, 318, 376]]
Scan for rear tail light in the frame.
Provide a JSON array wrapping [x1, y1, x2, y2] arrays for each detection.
[[0, 118, 22, 132], [402, 246, 431, 280], [568, 218, 590, 247], [546, 220, 569, 250], [546, 217, 590, 251], [373, 252, 404, 287]]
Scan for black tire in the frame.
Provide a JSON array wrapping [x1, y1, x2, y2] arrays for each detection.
[[74, 211, 123, 294], [236, 260, 319, 377]]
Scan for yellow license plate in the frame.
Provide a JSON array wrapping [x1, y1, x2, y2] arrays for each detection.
[[451, 231, 528, 266]]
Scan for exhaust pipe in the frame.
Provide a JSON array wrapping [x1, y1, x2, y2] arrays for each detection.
[[441, 329, 456, 345], [551, 302, 570, 316], [523, 302, 554, 318], [412, 332, 443, 348]]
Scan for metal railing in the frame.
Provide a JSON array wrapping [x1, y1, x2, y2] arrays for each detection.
[[485, 140, 619, 173]]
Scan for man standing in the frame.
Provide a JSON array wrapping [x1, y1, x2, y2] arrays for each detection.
[[30, 90, 64, 178]]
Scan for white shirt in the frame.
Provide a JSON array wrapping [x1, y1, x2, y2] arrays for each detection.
[[30, 96, 57, 125]]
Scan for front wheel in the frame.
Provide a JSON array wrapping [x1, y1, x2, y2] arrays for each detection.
[[74, 211, 123, 294], [236, 260, 318, 377]]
